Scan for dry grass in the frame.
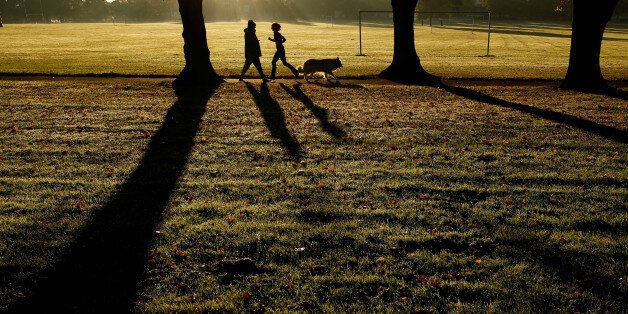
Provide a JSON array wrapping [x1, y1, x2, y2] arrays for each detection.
[[0, 77, 626, 311], [0, 21, 626, 79]]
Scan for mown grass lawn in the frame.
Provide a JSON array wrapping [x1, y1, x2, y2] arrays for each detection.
[[0, 21, 627, 79], [0, 78, 626, 312]]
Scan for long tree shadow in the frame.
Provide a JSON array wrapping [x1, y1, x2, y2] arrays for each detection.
[[431, 24, 628, 42], [280, 83, 347, 140], [14, 83, 221, 312], [438, 82, 628, 144], [245, 82, 303, 159]]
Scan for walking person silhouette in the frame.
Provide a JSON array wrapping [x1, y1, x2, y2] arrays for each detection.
[[268, 23, 300, 80], [240, 20, 268, 82]]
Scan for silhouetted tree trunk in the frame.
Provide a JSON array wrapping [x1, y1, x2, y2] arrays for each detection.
[[380, 0, 427, 82], [562, 0, 619, 90], [177, 0, 220, 84]]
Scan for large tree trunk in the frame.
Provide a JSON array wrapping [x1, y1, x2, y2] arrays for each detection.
[[176, 0, 220, 85], [379, 0, 426, 82], [562, 0, 619, 90]]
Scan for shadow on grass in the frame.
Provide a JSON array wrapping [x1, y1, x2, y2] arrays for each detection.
[[14, 83, 220, 312], [245, 82, 303, 159], [310, 81, 368, 90], [431, 24, 628, 42], [280, 83, 347, 140], [499, 227, 628, 311], [438, 82, 628, 144]]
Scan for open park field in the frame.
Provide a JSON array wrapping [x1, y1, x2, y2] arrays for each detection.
[[0, 76, 626, 311], [0, 21, 627, 79]]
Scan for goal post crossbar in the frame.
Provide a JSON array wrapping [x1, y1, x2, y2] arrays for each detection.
[[358, 10, 492, 57]]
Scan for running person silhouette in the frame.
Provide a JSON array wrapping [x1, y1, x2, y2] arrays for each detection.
[[268, 23, 299, 80], [240, 20, 268, 82]]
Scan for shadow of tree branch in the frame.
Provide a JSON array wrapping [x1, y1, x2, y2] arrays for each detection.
[[439, 82, 627, 144]]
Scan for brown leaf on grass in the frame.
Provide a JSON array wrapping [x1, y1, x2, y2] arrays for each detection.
[[9, 125, 18, 134], [242, 290, 252, 301], [140, 130, 152, 138], [174, 248, 189, 261], [76, 200, 87, 213], [419, 195, 430, 200], [184, 192, 193, 203]]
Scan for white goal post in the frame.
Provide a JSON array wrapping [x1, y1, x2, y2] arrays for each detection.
[[358, 10, 493, 57]]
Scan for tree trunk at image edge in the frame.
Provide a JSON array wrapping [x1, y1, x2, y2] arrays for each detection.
[[562, 0, 619, 90], [177, 0, 220, 84], [379, 0, 427, 82]]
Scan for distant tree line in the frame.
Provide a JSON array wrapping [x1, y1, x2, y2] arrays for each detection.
[[0, 0, 626, 23]]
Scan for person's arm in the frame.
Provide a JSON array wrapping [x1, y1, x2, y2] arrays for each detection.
[[280, 34, 287, 43], [268, 36, 275, 42]]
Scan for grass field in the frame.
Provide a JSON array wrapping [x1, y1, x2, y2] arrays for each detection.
[[0, 21, 627, 79], [0, 77, 626, 311]]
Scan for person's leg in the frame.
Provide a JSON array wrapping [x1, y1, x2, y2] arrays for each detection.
[[240, 59, 252, 80], [270, 52, 280, 79], [252, 58, 268, 81], [281, 54, 299, 77]]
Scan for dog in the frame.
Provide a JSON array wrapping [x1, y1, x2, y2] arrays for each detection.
[[298, 57, 343, 82]]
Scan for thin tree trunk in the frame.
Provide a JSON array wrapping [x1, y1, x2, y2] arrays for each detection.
[[562, 0, 618, 90], [176, 0, 220, 85], [379, 0, 426, 82]]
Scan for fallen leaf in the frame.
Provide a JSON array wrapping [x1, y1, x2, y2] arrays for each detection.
[[76, 200, 87, 213], [174, 248, 189, 260]]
